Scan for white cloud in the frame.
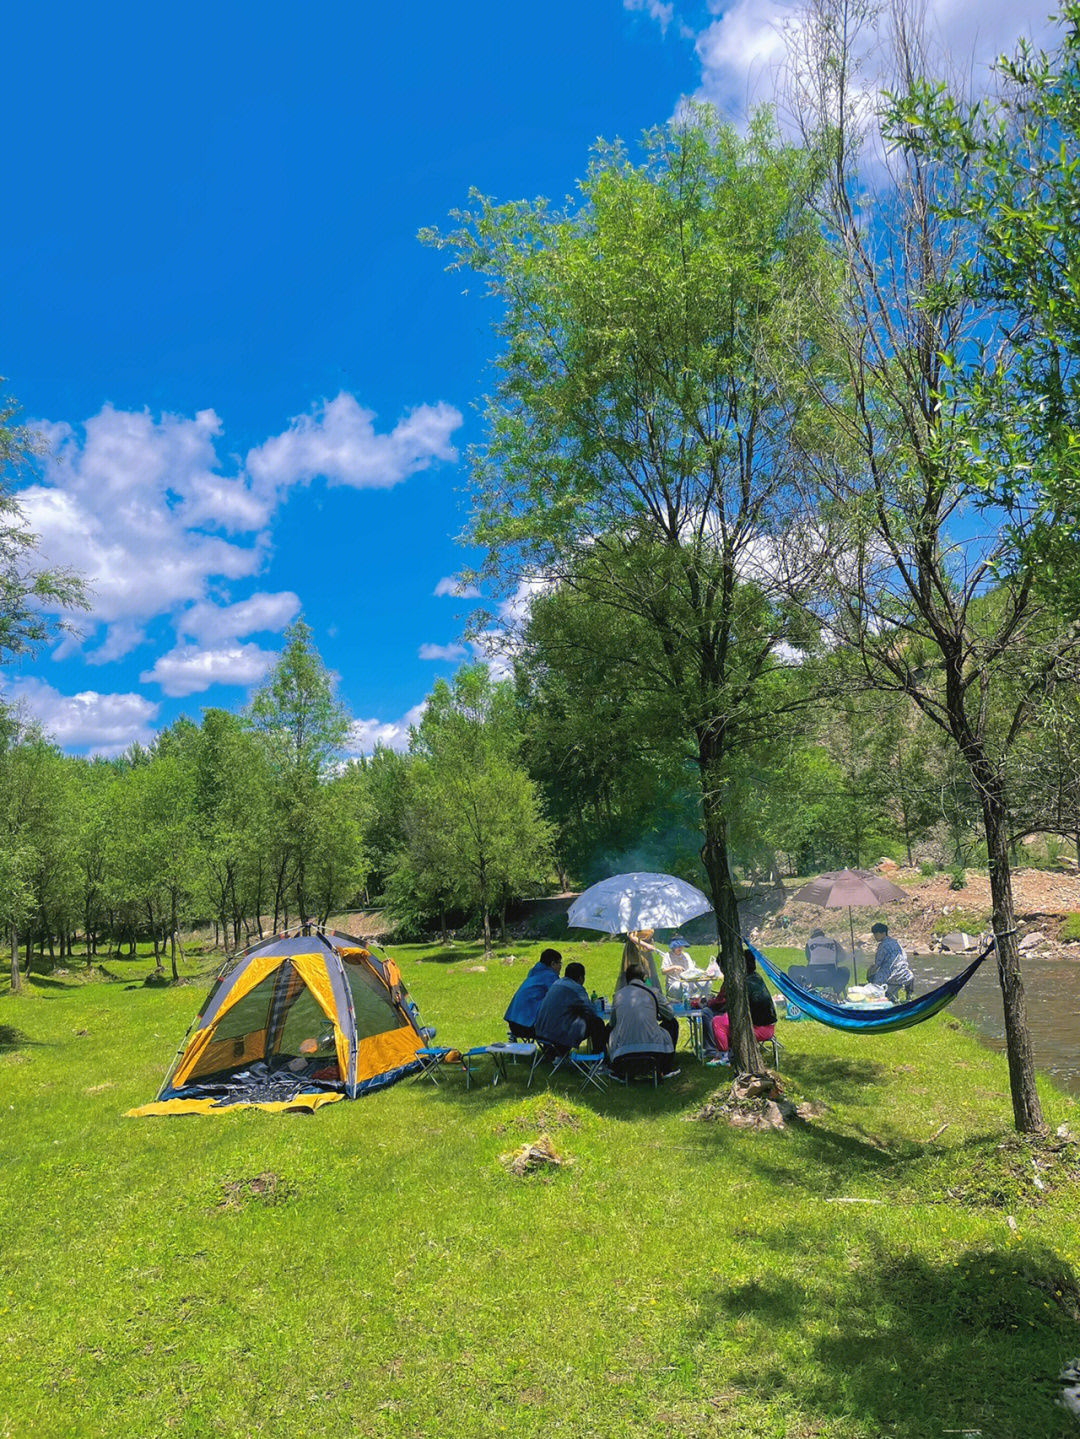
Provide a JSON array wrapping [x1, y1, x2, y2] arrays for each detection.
[[346, 702, 427, 755], [245, 392, 462, 493], [3, 677, 159, 755], [83, 621, 148, 666], [691, 0, 1057, 124], [418, 641, 468, 662], [434, 574, 481, 599], [140, 642, 277, 697], [178, 590, 301, 645], [22, 406, 268, 640], [624, 0, 675, 34]]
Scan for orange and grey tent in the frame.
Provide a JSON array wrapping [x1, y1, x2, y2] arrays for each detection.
[[127, 929, 425, 1116]]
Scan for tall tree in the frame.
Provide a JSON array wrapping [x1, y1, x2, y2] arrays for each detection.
[[785, 0, 1080, 1130], [404, 666, 552, 955], [425, 114, 836, 1069], [248, 620, 351, 922]]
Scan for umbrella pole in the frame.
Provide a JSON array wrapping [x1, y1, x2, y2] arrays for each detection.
[[849, 907, 857, 984]]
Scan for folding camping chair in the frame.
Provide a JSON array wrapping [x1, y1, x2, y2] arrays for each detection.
[[412, 1047, 455, 1085], [569, 1052, 607, 1094], [607, 1053, 665, 1088], [526, 1041, 571, 1088]]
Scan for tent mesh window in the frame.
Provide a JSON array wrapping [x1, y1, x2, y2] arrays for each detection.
[[186, 974, 280, 1077], [342, 959, 408, 1040], [275, 987, 337, 1061]]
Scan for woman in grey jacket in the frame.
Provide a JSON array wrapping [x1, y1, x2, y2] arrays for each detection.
[[606, 965, 680, 1079]]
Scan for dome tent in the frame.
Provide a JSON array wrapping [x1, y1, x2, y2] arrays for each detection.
[[128, 928, 425, 1116]]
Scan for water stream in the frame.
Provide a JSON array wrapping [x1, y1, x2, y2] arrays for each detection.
[[905, 952, 1080, 1097]]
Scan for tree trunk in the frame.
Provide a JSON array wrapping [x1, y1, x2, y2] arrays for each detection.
[[481, 903, 492, 957], [981, 783, 1045, 1134], [24, 930, 33, 980], [170, 897, 179, 982], [149, 904, 161, 971], [699, 747, 761, 1075], [10, 923, 21, 994]]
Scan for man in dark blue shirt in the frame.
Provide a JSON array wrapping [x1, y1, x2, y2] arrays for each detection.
[[534, 961, 608, 1055]]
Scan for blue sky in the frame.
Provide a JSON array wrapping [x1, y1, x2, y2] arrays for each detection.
[[1, 0, 1052, 754]]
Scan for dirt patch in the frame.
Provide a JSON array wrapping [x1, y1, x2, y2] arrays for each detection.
[[216, 1171, 290, 1210], [500, 1133, 571, 1178]]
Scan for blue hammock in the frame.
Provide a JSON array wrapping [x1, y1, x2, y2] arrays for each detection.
[[749, 939, 994, 1035]]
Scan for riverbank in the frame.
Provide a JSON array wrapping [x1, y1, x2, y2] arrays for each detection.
[[3, 940, 1080, 1438], [746, 865, 1080, 960]]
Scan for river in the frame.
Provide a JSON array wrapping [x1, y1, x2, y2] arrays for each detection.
[[906, 951, 1080, 1098]]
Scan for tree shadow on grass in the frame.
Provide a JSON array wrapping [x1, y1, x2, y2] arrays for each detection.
[[0, 1023, 42, 1052], [782, 1051, 890, 1106], [415, 944, 489, 965], [693, 1242, 1080, 1439], [418, 1055, 718, 1122]]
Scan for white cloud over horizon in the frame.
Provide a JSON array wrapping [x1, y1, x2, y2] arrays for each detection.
[[3, 676, 160, 755], [346, 702, 427, 755], [245, 393, 461, 493], [178, 590, 301, 645], [690, 0, 1058, 125], [9, 391, 463, 751]]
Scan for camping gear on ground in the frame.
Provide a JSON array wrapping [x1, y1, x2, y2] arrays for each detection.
[[567, 872, 712, 935], [790, 869, 907, 983], [751, 938, 995, 1035], [127, 929, 425, 1116]]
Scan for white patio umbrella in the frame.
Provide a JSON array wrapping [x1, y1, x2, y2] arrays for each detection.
[[567, 871, 713, 935]]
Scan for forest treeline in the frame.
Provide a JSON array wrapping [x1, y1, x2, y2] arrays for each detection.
[[2, 611, 1078, 983], [7, 0, 1080, 1128]]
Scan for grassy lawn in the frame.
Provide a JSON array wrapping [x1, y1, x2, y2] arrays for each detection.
[[3, 938, 1080, 1439]]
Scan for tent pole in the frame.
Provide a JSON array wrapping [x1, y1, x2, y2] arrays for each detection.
[[849, 907, 857, 983]]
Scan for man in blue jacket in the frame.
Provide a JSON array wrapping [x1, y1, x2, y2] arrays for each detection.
[[504, 948, 563, 1040], [534, 961, 608, 1056]]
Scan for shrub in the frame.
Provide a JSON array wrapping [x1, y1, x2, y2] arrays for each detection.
[[932, 910, 989, 937], [919, 861, 937, 877], [1061, 913, 1080, 944], [948, 866, 967, 890]]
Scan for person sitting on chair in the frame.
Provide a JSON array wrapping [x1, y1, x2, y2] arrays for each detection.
[[805, 928, 847, 967], [606, 963, 680, 1080], [866, 923, 914, 1000], [534, 961, 608, 1056], [503, 948, 562, 1040], [704, 949, 777, 1060]]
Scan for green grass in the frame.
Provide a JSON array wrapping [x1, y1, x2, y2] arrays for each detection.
[[1062, 913, 1080, 944], [931, 911, 991, 937], [3, 938, 1080, 1439]]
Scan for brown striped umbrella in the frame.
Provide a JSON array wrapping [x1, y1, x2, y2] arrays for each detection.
[[791, 868, 907, 982]]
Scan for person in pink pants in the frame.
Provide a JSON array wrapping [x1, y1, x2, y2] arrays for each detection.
[[707, 948, 777, 1057]]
